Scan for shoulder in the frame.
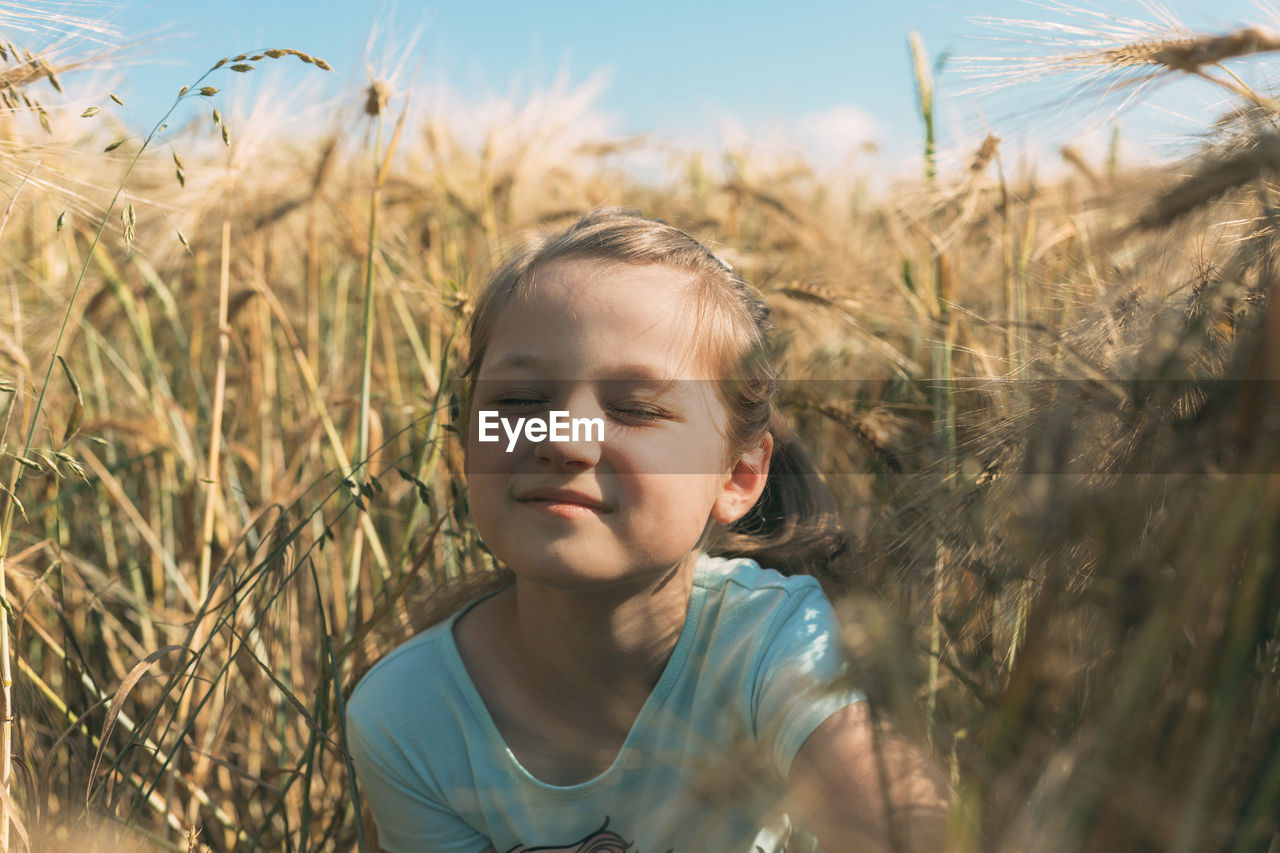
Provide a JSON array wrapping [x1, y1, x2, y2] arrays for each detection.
[[354, 621, 452, 696], [351, 583, 509, 719], [698, 555, 840, 663], [696, 552, 822, 595], [346, 614, 486, 802], [349, 620, 456, 734], [689, 553, 844, 699], [695, 553, 830, 630]]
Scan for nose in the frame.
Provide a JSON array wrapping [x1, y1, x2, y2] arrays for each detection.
[[536, 389, 604, 470]]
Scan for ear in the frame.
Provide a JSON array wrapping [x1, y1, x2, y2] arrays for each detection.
[[711, 432, 773, 525]]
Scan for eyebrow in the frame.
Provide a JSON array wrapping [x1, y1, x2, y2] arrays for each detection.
[[481, 352, 546, 374]]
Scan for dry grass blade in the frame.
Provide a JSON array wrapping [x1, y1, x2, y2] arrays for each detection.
[[85, 645, 189, 806], [777, 282, 859, 311], [1104, 26, 1280, 72], [0, 782, 28, 850], [958, 2, 1189, 90], [375, 95, 411, 189], [968, 133, 1000, 176], [817, 404, 911, 472], [958, 6, 1280, 119], [0, 54, 64, 91], [0, 4, 120, 44], [0, 168, 32, 243], [228, 626, 342, 750], [56, 354, 82, 446], [1061, 144, 1101, 186], [1134, 134, 1280, 230]]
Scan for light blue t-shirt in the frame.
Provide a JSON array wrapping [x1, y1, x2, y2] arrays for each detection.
[[347, 554, 864, 853]]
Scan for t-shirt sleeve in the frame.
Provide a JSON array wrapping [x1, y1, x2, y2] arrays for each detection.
[[751, 581, 866, 780], [347, 688, 491, 853]]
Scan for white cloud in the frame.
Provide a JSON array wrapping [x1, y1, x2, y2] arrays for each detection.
[[794, 105, 880, 170], [708, 104, 880, 178]]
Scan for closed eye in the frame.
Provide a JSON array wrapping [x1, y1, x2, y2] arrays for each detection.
[[608, 404, 666, 424], [492, 395, 550, 414]]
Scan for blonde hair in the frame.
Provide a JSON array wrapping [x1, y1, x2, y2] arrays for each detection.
[[464, 209, 847, 583]]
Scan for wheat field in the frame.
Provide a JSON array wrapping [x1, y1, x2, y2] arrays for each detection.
[[0, 5, 1276, 852]]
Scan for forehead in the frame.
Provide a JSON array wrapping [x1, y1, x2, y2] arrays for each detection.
[[482, 259, 711, 379], [532, 258, 692, 313]]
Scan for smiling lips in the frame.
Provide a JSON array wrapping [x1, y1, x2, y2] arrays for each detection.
[[515, 487, 610, 518]]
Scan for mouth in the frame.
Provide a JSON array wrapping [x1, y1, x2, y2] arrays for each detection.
[[515, 488, 610, 516]]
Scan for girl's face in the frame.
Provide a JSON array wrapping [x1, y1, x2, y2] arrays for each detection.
[[465, 258, 768, 592]]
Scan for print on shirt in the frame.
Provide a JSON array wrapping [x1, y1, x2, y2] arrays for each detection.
[[504, 818, 639, 853]]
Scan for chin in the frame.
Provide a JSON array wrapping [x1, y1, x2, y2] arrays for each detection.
[[501, 547, 694, 594], [504, 550, 629, 590]]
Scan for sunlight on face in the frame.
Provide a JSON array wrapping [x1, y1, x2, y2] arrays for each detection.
[[465, 259, 740, 591]]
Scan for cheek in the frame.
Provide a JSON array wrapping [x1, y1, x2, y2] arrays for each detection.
[[464, 433, 510, 521], [628, 475, 724, 557], [465, 473, 508, 542], [465, 428, 520, 477], [607, 428, 727, 479], [625, 475, 724, 530]]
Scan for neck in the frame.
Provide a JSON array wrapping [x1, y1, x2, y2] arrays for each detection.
[[505, 555, 697, 704]]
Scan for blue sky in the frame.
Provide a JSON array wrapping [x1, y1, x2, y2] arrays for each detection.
[[27, 0, 1280, 175]]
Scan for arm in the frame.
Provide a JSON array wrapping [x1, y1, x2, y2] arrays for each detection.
[[787, 702, 952, 853]]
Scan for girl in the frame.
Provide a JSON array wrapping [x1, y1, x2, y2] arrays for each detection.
[[348, 210, 949, 852]]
